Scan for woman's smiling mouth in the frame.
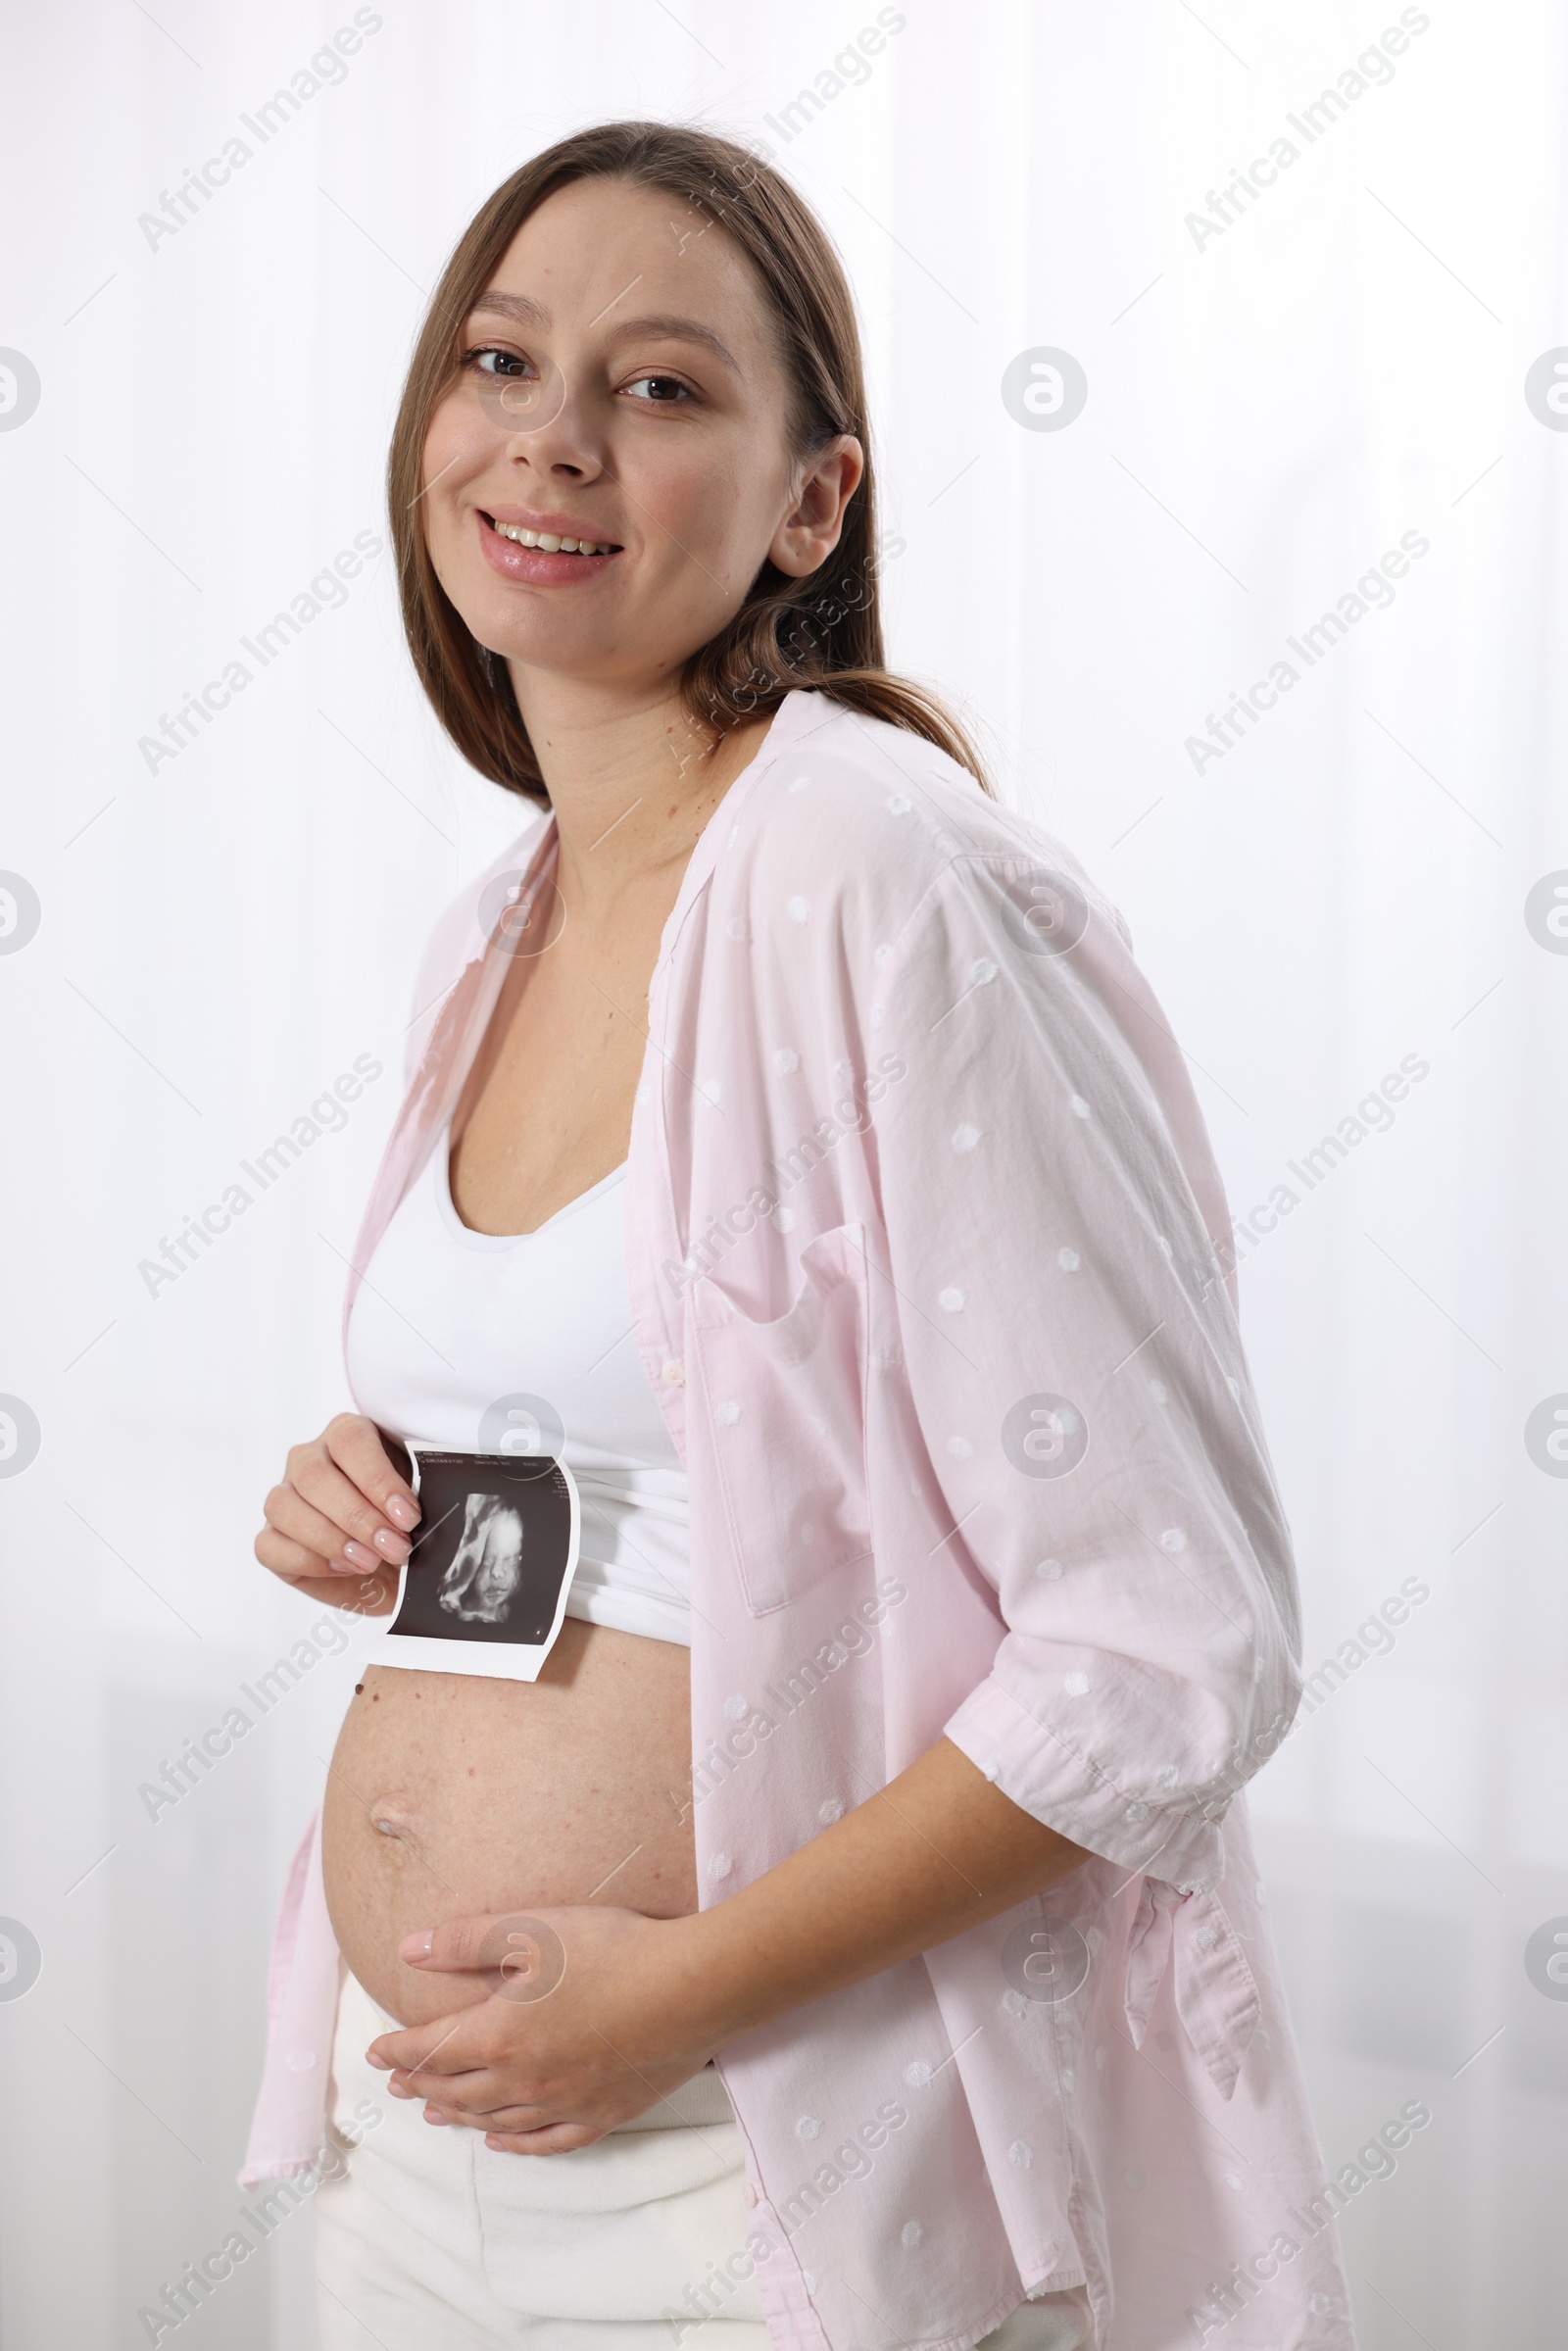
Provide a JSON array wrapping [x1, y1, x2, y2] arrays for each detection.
[[476, 508, 624, 580]]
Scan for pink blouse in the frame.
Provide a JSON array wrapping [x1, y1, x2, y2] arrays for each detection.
[[242, 689, 1354, 2351]]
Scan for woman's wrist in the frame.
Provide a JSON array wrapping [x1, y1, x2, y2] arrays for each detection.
[[658, 1901, 770, 2055]]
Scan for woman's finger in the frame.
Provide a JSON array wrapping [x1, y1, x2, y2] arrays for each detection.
[[283, 1453, 413, 1566], [397, 1910, 565, 1990], [322, 1414, 420, 1533], [389, 2058, 503, 2112], [253, 1526, 397, 1610], [483, 2123, 605, 2155], [368, 2007, 495, 2077], [396, 1915, 504, 1973], [420, 2098, 552, 2131], [260, 1483, 357, 1567], [254, 1520, 372, 1587], [389, 2059, 615, 2147], [255, 1520, 351, 1580]]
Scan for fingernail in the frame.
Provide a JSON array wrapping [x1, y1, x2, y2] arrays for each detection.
[[342, 1540, 382, 1569], [329, 1559, 363, 1574], [400, 1930, 433, 1962], [385, 1494, 418, 1531], [372, 1527, 411, 1560], [365, 2050, 391, 2070], [424, 2110, 449, 2126]]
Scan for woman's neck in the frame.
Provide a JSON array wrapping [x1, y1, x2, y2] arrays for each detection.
[[508, 671, 773, 919]]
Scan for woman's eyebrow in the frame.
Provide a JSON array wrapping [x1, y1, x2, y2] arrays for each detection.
[[468, 290, 548, 327], [604, 314, 741, 375], [466, 291, 739, 375]]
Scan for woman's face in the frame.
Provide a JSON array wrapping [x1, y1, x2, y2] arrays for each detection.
[[420, 174, 859, 698]]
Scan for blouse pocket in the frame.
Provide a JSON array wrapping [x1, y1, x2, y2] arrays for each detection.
[[688, 1222, 873, 1616]]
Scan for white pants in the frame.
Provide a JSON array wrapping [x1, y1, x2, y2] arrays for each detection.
[[315, 1969, 1090, 2350]]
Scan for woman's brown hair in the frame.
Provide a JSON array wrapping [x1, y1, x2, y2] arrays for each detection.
[[386, 120, 992, 805]]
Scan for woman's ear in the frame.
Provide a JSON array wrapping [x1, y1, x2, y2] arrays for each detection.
[[769, 436, 864, 579]]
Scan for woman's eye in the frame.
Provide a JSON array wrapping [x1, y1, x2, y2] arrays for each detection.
[[465, 345, 534, 381], [622, 374, 694, 405]]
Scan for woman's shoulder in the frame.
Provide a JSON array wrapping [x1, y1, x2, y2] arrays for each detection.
[[757, 688, 1012, 846], [731, 689, 1131, 957]]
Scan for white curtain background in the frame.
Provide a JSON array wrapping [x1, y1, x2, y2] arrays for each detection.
[[2, 3, 1564, 2343]]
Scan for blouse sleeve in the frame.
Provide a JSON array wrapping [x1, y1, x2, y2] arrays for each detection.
[[870, 848, 1301, 1890]]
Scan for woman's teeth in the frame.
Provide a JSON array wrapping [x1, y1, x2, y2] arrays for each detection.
[[490, 519, 615, 556]]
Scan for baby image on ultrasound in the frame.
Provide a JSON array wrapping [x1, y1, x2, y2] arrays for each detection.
[[377, 1445, 580, 1681], [438, 1494, 525, 1625]]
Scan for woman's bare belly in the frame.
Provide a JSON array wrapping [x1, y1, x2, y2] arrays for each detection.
[[320, 1617, 696, 2026]]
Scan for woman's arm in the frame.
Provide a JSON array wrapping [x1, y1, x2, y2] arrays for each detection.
[[367, 1737, 1091, 2151], [670, 1734, 1089, 2032]]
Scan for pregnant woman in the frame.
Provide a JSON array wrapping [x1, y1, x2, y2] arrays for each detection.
[[246, 122, 1353, 2351]]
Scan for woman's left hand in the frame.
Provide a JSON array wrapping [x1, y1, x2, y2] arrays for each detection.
[[364, 1905, 719, 2154]]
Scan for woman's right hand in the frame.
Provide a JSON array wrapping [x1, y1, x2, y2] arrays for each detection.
[[254, 1413, 420, 1615]]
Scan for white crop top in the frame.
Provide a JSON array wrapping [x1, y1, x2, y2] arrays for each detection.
[[344, 1123, 691, 1645]]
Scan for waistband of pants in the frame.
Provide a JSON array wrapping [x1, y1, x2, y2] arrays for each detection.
[[337, 1967, 737, 2132]]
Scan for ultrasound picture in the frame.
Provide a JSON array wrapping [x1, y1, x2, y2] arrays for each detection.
[[438, 1492, 527, 1625], [379, 1445, 579, 1676]]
